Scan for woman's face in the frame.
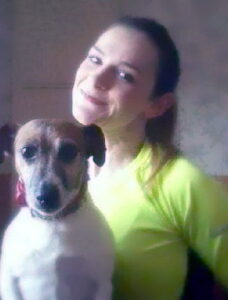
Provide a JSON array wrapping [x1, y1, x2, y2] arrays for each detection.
[[72, 25, 159, 130]]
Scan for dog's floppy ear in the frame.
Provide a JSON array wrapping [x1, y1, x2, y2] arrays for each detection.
[[0, 123, 18, 164], [83, 124, 106, 167]]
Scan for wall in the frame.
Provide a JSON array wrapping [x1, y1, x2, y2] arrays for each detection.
[[0, 0, 13, 174], [0, 0, 13, 237], [0, 1, 12, 126]]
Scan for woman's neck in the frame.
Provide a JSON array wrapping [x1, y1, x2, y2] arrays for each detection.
[[90, 118, 146, 178]]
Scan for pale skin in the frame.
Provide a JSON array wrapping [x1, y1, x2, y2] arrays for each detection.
[[72, 25, 174, 177]]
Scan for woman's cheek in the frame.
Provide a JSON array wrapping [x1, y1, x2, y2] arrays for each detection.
[[76, 63, 96, 85]]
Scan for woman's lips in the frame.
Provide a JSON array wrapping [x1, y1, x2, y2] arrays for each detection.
[[81, 89, 107, 106]]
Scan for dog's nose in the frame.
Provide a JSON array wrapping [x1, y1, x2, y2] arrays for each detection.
[[36, 182, 60, 212]]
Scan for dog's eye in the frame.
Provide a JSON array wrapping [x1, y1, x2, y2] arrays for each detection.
[[21, 145, 37, 160], [58, 144, 78, 163]]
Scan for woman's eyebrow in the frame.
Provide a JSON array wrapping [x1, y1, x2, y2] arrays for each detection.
[[92, 45, 141, 74], [120, 61, 141, 74], [92, 45, 104, 55]]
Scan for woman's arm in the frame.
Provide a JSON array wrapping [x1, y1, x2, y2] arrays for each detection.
[[158, 157, 228, 292]]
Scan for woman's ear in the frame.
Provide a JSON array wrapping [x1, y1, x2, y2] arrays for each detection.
[[145, 93, 175, 119]]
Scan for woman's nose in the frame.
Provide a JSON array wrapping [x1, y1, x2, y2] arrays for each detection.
[[92, 66, 115, 91]]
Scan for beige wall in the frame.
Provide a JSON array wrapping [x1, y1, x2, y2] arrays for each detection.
[[11, 0, 119, 123], [0, 1, 12, 126], [1, 0, 228, 175], [0, 1, 13, 174]]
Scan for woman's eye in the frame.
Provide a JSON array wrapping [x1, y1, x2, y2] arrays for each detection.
[[88, 55, 102, 65], [118, 71, 135, 83], [21, 145, 37, 160]]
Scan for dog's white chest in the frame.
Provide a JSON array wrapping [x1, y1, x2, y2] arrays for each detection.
[[1, 203, 114, 300]]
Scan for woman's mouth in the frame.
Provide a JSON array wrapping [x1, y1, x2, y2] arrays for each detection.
[[81, 89, 107, 106]]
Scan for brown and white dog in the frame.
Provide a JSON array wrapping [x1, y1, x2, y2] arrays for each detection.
[[0, 119, 114, 300]]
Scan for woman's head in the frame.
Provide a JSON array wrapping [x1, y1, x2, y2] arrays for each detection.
[[114, 16, 180, 98], [72, 16, 180, 146]]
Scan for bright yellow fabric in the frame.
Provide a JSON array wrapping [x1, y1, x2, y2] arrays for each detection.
[[90, 143, 228, 300]]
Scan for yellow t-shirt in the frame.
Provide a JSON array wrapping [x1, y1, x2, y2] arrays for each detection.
[[89, 143, 228, 300]]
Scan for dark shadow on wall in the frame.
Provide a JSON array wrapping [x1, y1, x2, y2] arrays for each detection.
[[0, 174, 13, 246]]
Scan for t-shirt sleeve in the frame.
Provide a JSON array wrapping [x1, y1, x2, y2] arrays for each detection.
[[160, 158, 228, 289]]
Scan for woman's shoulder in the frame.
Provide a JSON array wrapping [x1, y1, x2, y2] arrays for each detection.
[[136, 143, 226, 202], [141, 143, 210, 186], [157, 153, 227, 208], [163, 155, 207, 183]]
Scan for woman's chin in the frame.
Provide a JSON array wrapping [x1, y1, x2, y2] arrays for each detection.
[[72, 108, 106, 126]]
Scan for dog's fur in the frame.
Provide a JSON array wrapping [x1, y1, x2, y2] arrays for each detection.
[[0, 119, 114, 300]]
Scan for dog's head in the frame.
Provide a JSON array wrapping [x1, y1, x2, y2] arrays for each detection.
[[13, 119, 105, 217]]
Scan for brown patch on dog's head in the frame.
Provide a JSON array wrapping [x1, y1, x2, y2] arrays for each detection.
[[16, 120, 106, 164], [49, 121, 106, 167]]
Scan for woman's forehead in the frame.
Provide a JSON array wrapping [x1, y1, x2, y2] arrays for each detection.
[[94, 25, 159, 68]]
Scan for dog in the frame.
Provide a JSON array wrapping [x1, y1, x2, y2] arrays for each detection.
[[0, 119, 114, 300]]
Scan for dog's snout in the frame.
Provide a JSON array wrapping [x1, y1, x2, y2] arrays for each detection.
[[36, 182, 60, 212]]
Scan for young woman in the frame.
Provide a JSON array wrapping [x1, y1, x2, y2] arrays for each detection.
[[72, 16, 228, 299]]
